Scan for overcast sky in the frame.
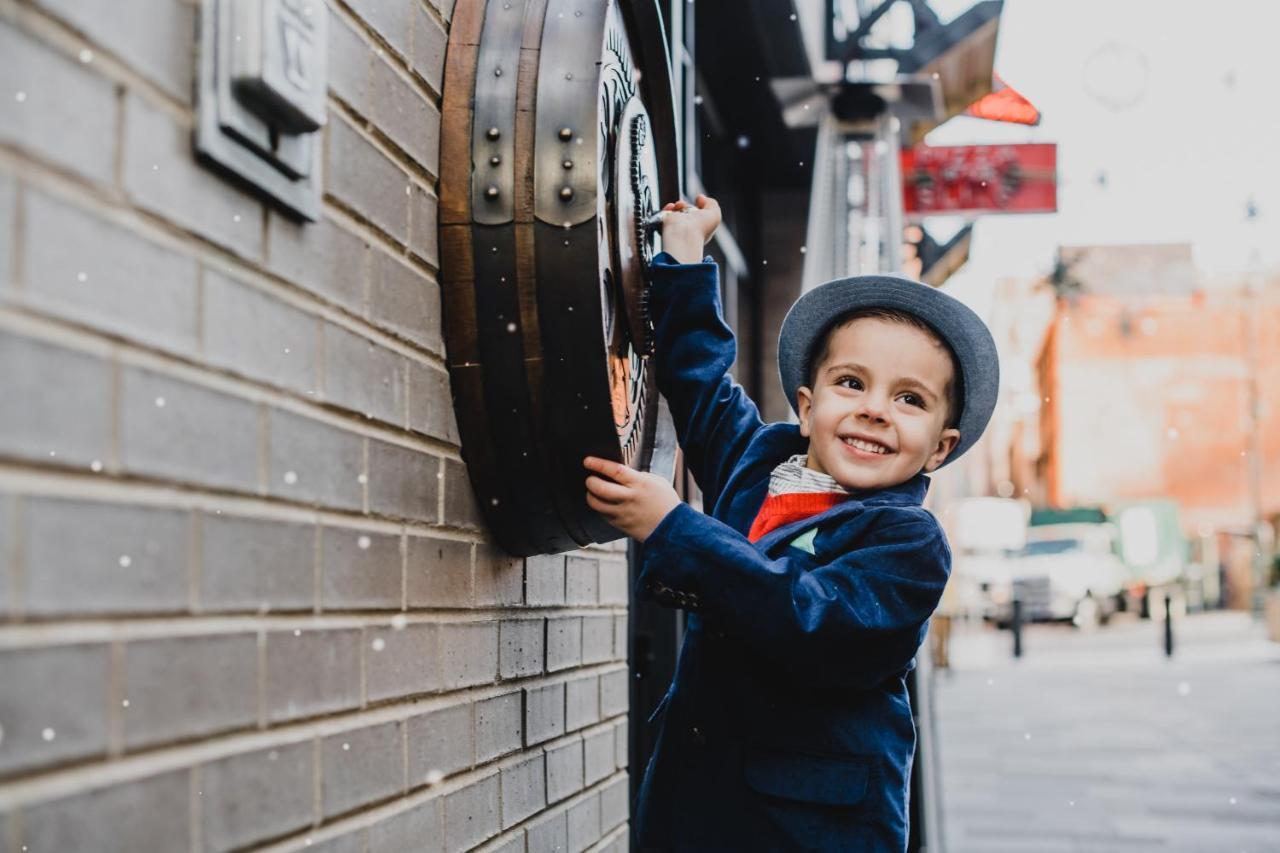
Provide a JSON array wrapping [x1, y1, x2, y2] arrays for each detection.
[[918, 0, 1280, 311]]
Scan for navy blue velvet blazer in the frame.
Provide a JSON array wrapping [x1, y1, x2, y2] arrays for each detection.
[[633, 254, 952, 852]]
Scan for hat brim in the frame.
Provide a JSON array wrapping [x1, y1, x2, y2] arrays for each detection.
[[777, 274, 999, 469]]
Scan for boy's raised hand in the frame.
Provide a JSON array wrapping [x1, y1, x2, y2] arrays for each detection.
[[583, 456, 681, 542], [658, 194, 721, 264]]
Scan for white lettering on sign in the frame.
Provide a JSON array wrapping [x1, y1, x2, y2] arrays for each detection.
[[280, 20, 311, 92]]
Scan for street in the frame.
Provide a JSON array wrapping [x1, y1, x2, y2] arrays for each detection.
[[934, 611, 1280, 853]]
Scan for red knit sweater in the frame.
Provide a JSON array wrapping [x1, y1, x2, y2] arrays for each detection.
[[746, 491, 847, 543]]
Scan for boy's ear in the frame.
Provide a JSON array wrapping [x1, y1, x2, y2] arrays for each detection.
[[796, 386, 814, 437], [923, 427, 961, 472]]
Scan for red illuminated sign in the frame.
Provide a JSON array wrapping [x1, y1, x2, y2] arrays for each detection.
[[902, 143, 1057, 218]]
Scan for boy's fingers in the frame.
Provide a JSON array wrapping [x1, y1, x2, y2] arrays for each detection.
[[584, 475, 629, 502], [582, 456, 633, 484]]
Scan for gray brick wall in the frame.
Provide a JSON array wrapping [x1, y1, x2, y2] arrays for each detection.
[[0, 1, 631, 849]]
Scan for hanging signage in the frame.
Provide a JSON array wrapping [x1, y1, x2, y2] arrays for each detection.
[[439, 0, 679, 555], [902, 143, 1057, 218]]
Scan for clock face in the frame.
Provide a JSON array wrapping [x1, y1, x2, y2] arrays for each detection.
[[439, 0, 677, 555]]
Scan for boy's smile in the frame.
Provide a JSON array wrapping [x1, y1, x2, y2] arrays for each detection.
[[796, 317, 961, 491]]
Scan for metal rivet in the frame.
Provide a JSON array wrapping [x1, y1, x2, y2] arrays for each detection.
[[490, 246, 499, 253], [490, 155, 501, 166], [559, 186, 574, 201], [558, 127, 573, 141], [486, 127, 501, 140], [485, 185, 499, 200], [562, 159, 573, 170], [564, 72, 573, 81], [494, 67, 503, 77]]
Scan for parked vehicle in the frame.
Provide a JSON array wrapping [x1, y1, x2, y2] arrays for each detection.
[[987, 522, 1128, 628]]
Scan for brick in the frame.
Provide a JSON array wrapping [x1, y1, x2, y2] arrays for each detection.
[[321, 721, 404, 817], [566, 793, 601, 853], [326, 115, 408, 245], [122, 633, 257, 750], [200, 513, 315, 612], [0, 644, 108, 776], [0, 21, 116, 184], [582, 615, 615, 665], [328, 12, 371, 106], [202, 742, 314, 852], [265, 212, 367, 314], [600, 670, 628, 718], [366, 797, 444, 853], [444, 772, 500, 853], [565, 556, 599, 605], [583, 728, 614, 787], [406, 535, 473, 607], [37, 0, 195, 101], [546, 617, 582, 672], [614, 615, 628, 662], [600, 777, 628, 833], [120, 366, 259, 491], [0, 330, 111, 468], [23, 190, 199, 354], [266, 408, 364, 511], [366, 622, 439, 703], [24, 497, 188, 615], [411, 5, 447, 93], [0, 494, 12, 614], [598, 560, 629, 605], [264, 628, 362, 723], [475, 691, 522, 764], [367, 440, 439, 521], [614, 720, 628, 770], [484, 835, 526, 853], [409, 184, 440, 267], [323, 323, 406, 425], [564, 675, 599, 732], [443, 458, 483, 529], [368, 57, 439, 172], [501, 752, 547, 829], [345, 0, 412, 58], [368, 250, 443, 354], [309, 831, 365, 853], [523, 681, 565, 746], [476, 545, 524, 607], [546, 738, 585, 803], [320, 525, 402, 609], [203, 268, 320, 395], [525, 555, 566, 606], [439, 620, 498, 689], [526, 809, 568, 853], [499, 618, 544, 679], [123, 92, 264, 260], [21, 771, 188, 853], [0, 171, 14, 288], [409, 361, 459, 443], [406, 702, 473, 784]]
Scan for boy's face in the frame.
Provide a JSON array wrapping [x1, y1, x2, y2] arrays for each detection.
[[796, 317, 961, 491]]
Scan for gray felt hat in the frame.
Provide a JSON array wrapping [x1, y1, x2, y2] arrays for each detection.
[[777, 274, 999, 468]]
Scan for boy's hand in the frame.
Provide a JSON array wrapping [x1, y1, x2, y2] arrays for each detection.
[[658, 194, 721, 264], [583, 456, 681, 542]]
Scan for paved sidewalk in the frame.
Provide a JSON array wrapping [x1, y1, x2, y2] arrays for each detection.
[[933, 612, 1280, 853]]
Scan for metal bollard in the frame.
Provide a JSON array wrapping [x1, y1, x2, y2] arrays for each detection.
[[1164, 593, 1174, 657], [1011, 598, 1024, 659]]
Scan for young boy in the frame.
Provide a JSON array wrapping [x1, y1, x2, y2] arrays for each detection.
[[583, 195, 998, 851]]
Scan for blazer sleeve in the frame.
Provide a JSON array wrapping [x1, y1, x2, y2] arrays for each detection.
[[649, 252, 764, 504], [638, 503, 950, 689]]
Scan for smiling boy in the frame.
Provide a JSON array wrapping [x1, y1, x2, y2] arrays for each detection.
[[583, 195, 998, 851]]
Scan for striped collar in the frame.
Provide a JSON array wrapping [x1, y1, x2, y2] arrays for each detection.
[[767, 454, 851, 496]]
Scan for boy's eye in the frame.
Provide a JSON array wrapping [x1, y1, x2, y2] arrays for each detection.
[[835, 376, 863, 390], [899, 393, 925, 408]]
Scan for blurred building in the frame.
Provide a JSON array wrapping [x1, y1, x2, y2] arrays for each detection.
[[981, 244, 1280, 604]]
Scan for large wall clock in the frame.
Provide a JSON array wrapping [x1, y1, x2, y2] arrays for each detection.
[[440, 0, 680, 555]]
